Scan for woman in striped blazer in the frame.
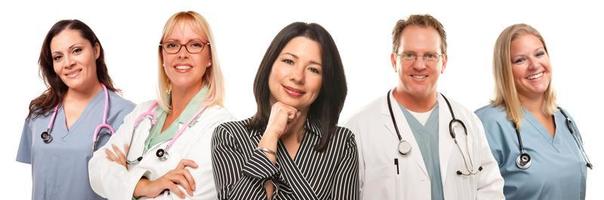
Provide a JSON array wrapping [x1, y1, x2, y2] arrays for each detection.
[[211, 22, 359, 200]]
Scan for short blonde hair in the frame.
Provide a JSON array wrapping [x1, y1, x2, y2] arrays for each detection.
[[492, 23, 556, 128], [157, 11, 224, 112]]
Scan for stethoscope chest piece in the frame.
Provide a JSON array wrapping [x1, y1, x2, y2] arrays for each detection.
[[156, 149, 169, 161], [516, 152, 532, 169], [41, 130, 53, 144], [398, 140, 412, 155]]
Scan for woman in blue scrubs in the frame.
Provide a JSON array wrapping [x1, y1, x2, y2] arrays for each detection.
[[475, 24, 590, 200], [16, 20, 135, 199]]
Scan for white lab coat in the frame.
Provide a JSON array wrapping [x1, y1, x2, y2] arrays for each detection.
[[89, 101, 234, 200], [345, 93, 504, 200]]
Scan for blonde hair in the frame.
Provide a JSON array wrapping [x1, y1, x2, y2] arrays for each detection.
[[492, 23, 556, 128], [157, 11, 224, 112]]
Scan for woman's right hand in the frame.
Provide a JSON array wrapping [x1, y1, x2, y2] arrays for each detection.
[[264, 102, 300, 138], [133, 159, 198, 198]]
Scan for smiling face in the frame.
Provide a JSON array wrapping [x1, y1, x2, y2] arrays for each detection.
[[510, 34, 551, 100], [268, 36, 323, 112], [50, 29, 100, 91], [391, 25, 447, 100], [161, 22, 211, 92]]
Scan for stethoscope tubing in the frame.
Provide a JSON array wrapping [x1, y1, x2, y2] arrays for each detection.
[[42, 84, 113, 149], [515, 107, 593, 169], [386, 90, 482, 175], [125, 101, 209, 165]]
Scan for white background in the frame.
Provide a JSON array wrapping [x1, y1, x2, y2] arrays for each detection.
[[1, 0, 602, 198]]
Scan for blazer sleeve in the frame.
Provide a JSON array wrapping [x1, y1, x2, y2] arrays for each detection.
[[472, 114, 505, 200], [88, 105, 149, 200], [211, 123, 286, 200], [181, 109, 234, 200], [344, 118, 366, 200], [331, 130, 360, 200]]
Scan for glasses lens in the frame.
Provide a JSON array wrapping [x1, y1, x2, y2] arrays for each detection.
[[423, 53, 439, 62], [186, 41, 205, 53], [401, 53, 415, 61], [163, 42, 180, 54]]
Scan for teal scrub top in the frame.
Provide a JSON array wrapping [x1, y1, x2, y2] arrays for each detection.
[[143, 86, 208, 152], [476, 105, 587, 200], [16, 90, 134, 200], [400, 104, 444, 200]]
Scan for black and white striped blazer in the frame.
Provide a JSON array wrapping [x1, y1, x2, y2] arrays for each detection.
[[211, 118, 359, 200]]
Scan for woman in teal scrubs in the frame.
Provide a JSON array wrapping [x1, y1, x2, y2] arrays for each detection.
[[475, 23, 590, 200], [16, 19, 134, 199]]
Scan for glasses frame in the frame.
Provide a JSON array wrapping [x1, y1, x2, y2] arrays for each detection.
[[159, 40, 211, 54], [397, 52, 442, 64]]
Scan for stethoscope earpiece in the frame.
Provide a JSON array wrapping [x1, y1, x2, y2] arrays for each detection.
[[41, 131, 53, 144], [516, 152, 532, 169], [156, 149, 169, 161]]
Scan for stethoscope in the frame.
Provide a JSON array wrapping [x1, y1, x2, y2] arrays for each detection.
[[41, 84, 114, 151], [125, 101, 209, 165], [387, 90, 483, 176], [514, 107, 593, 170]]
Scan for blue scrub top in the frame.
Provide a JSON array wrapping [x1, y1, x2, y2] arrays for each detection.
[[400, 104, 444, 200], [476, 105, 587, 200], [16, 90, 134, 200]]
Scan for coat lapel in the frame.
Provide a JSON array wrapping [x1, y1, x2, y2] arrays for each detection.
[[438, 94, 458, 185], [381, 92, 429, 177]]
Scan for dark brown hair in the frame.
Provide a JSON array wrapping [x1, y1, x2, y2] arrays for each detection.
[[248, 22, 348, 152], [28, 19, 116, 119]]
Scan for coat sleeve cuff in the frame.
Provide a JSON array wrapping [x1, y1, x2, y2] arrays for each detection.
[[242, 149, 280, 179]]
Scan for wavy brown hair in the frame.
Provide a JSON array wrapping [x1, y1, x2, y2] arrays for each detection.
[[28, 19, 116, 119]]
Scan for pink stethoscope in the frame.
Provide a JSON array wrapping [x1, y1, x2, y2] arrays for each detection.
[[125, 101, 209, 165], [41, 84, 114, 151]]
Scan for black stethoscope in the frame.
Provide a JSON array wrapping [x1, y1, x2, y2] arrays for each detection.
[[387, 90, 483, 176], [125, 101, 209, 165], [41, 84, 114, 151], [514, 107, 593, 170]]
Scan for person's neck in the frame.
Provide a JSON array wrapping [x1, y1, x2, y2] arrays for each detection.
[[392, 88, 437, 112], [519, 93, 545, 115], [64, 82, 102, 104], [169, 83, 203, 115], [281, 111, 307, 143]]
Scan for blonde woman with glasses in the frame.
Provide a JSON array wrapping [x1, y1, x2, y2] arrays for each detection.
[[88, 11, 233, 199]]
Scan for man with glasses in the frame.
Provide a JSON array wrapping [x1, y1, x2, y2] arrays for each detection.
[[345, 14, 504, 200]]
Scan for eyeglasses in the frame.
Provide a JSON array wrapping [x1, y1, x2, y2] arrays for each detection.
[[397, 52, 442, 63], [160, 40, 210, 54]]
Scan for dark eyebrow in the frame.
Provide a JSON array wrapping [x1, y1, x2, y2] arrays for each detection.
[[69, 43, 83, 49], [52, 43, 84, 54], [283, 52, 322, 66], [283, 52, 299, 59]]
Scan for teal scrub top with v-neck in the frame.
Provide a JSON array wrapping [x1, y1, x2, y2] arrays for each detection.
[[16, 90, 134, 200], [476, 105, 587, 200], [400, 104, 444, 200]]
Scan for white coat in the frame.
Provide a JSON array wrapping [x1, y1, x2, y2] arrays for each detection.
[[89, 101, 234, 200], [345, 92, 504, 200]]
